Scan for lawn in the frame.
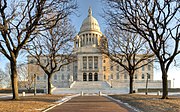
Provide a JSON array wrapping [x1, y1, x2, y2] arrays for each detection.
[[0, 94, 66, 112], [110, 94, 180, 112]]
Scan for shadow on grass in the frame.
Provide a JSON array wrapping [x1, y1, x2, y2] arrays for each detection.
[[0, 94, 66, 103]]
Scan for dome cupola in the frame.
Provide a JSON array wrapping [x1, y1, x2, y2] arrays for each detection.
[[80, 7, 101, 33]]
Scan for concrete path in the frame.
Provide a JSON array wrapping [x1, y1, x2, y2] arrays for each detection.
[[47, 96, 137, 112]]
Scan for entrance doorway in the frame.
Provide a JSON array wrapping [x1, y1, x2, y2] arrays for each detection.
[[94, 73, 98, 81], [89, 73, 92, 81], [83, 73, 87, 81]]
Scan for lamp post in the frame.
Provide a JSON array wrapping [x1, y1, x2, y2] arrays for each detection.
[[145, 73, 149, 95], [110, 79, 113, 88], [173, 78, 175, 88], [34, 74, 36, 96]]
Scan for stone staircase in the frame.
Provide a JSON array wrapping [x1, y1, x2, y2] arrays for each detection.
[[52, 81, 129, 95], [71, 81, 111, 89]]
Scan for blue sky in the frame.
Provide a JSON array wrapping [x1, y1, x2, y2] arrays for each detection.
[[71, 0, 106, 33], [71, 0, 180, 88], [0, 0, 180, 87]]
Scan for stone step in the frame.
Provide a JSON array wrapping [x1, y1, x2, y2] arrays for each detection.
[[52, 87, 129, 95], [71, 81, 111, 89]]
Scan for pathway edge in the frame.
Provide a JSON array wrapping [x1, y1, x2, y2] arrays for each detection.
[[102, 94, 142, 112], [42, 94, 80, 112]]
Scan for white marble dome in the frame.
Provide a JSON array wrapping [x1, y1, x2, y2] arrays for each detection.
[[80, 7, 101, 33]]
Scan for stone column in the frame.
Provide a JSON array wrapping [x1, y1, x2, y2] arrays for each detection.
[[85, 35, 86, 45], [87, 34, 89, 45], [82, 36, 84, 47], [74, 38, 76, 48], [95, 36, 98, 46], [87, 73, 89, 81], [79, 37, 81, 47], [87, 56, 89, 70]]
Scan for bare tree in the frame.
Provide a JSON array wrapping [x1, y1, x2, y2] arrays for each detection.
[[103, 0, 180, 99], [100, 27, 154, 94], [0, 0, 77, 100], [27, 18, 76, 94]]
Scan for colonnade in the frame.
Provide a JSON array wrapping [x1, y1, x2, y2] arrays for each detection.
[[75, 33, 101, 48]]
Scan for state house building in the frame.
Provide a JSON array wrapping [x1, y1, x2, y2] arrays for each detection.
[[28, 8, 169, 90]]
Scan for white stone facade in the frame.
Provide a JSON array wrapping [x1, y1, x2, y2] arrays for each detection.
[[27, 8, 170, 89]]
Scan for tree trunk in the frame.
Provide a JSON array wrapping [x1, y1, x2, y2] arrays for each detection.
[[47, 75, 52, 95], [161, 69, 168, 99], [10, 61, 19, 100], [129, 75, 134, 94]]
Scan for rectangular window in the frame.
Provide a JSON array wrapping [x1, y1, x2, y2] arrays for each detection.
[[142, 66, 145, 71], [67, 65, 70, 71], [103, 66, 106, 71], [110, 66, 113, 71], [116, 66, 119, 71], [116, 73, 120, 79], [88, 56, 93, 69], [148, 65, 151, 71], [94, 56, 98, 69], [83, 56, 87, 69], [74, 66, 77, 72]]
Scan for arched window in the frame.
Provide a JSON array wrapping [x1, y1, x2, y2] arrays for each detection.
[[124, 74, 127, 79], [142, 74, 144, 79], [135, 74, 137, 79], [54, 74, 57, 80], [111, 74, 113, 79], [83, 73, 87, 81], [116, 73, 120, 79], [37, 76, 40, 80], [44, 74, 46, 80], [61, 74, 64, 80]]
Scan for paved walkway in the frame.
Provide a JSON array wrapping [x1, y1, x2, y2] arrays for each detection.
[[47, 96, 137, 112]]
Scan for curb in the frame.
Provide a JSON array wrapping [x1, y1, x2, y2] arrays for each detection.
[[42, 94, 80, 112], [102, 94, 142, 112]]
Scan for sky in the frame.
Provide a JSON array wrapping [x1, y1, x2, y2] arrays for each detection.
[[0, 0, 180, 87], [71, 0, 180, 88]]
